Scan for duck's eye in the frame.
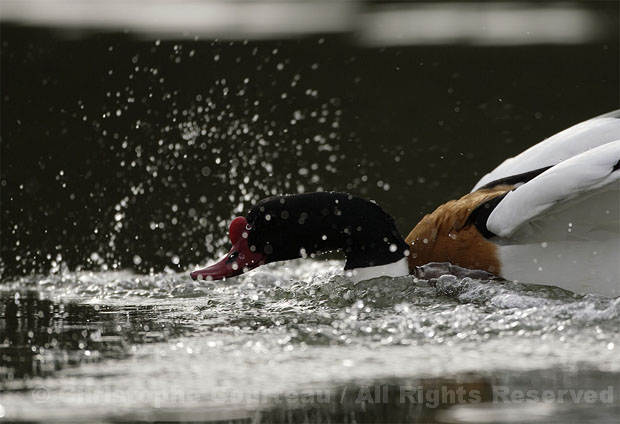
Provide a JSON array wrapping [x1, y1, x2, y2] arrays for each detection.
[[226, 251, 239, 263]]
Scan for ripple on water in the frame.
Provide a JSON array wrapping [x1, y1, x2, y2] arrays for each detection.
[[1, 259, 619, 421]]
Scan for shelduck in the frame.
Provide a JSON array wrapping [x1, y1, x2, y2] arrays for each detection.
[[191, 111, 620, 296]]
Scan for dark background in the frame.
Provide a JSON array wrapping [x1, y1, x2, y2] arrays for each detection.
[[1, 16, 618, 277]]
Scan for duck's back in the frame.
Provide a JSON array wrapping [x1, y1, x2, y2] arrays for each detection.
[[473, 110, 620, 191], [408, 112, 620, 296], [496, 183, 619, 296], [473, 113, 620, 296]]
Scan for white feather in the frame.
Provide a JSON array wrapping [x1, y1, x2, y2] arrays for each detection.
[[470, 113, 620, 296], [483, 140, 620, 296], [472, 111, 620, 191], [345, 257, 409, 283], [499, 239, 619, 297], [487, 140, 620, 238]]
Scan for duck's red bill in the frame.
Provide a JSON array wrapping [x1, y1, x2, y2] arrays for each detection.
[[190, 217, 265, 281]]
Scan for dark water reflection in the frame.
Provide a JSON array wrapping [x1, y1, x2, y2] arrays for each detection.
[[255, 374, 617, 424], [58, 372, 619, 424], [0, 291, 189, 380], [116, 378, 495, 423]]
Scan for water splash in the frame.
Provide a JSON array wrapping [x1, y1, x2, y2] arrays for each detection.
[[2, 260, 619, 422]]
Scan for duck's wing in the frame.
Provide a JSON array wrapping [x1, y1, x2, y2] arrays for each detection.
[[472, 110, 620, 192], [471, 141, 620, 296], [483, 140, 620, 241]]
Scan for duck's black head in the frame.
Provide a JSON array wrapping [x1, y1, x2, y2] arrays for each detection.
[[190, 192, 409, 280]]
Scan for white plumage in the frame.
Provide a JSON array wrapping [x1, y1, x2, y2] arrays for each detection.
[[475, 112, 620, 296], [487, 140, 620, 238], [473, 110, 620, 191]]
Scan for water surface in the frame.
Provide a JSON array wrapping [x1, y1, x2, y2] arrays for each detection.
[[2, 261, 618, 422]]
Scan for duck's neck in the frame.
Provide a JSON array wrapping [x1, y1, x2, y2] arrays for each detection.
[[246, 192, 410, 273], [345, 257, 410, 282]]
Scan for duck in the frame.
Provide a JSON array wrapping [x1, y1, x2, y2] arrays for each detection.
[[191, 111, 620, 296]]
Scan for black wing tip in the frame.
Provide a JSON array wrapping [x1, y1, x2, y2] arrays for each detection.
[[477, 165, 553, 191], [465, 193, 508, 239]]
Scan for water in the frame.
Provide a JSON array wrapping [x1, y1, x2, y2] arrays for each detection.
[[1, 13, 619, 423], [2, 261, 619, 422]]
